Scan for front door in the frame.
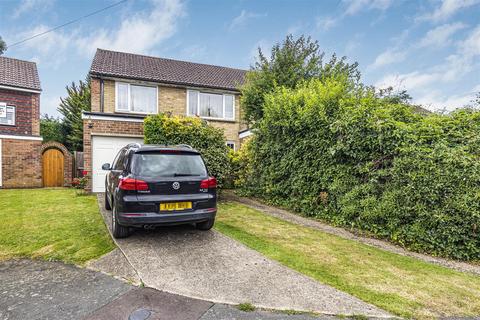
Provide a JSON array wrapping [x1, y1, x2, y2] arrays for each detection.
[[42, 148, 64, 187]]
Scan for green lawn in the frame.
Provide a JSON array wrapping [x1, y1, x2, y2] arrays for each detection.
[[0, 188, 114, 265], [215, 201, 480, 319]]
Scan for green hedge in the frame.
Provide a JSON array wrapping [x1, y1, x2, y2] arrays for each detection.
[[143, 114, 230, 187], [238, 78, 480, 261]]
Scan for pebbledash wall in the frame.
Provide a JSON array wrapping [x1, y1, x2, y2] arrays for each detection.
[[90, 78, 245, 146], [0, 88, 42, 188]]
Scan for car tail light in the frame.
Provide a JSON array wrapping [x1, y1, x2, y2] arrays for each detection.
[[200, 177, 217, 189], [119, 178, 149, 191]]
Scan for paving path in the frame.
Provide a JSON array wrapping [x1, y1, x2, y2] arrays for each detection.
[[97, 194, 391, 318]]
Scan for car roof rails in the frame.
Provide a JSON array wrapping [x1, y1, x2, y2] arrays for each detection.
[[177, 144, 193, 149], [126, 142, 142, 148]]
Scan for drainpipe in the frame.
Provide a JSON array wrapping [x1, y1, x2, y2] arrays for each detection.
[[100, 78, 104, 112]]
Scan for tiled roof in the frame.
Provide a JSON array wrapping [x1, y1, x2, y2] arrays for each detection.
[[90, 49, 246, 91], [0, 56, 41, 91]]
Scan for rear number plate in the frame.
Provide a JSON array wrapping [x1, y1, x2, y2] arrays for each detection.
[[160, 202, 192, 211]]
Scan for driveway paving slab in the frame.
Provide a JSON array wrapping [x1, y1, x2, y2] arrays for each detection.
[[97, 194, 391, 318]]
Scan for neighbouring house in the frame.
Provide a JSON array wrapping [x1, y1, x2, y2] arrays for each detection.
[[82, 48, 252, 192], [0, 56, 43, 188]]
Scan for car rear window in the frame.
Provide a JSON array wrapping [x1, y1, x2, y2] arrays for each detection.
[[131, 153, 208, 177]]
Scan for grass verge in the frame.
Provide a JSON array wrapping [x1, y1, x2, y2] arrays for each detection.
[[0, 188, 115, 265], [215, 201, 480, 319]]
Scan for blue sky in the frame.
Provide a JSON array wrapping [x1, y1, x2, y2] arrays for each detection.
[[1, 0, 479, 116]]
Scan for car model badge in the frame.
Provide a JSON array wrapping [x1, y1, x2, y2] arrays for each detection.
[[172, 182, 180, 190]]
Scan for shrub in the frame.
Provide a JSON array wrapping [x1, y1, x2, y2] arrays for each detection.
[[238, 78, 480, 260], [143, 114, 230, 187]]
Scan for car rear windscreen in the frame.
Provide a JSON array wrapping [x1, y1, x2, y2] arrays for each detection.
[[131, 153, 208, 177]]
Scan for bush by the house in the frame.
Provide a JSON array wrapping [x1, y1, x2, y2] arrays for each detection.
[[237, 77, 480, 261], [143, 113, 230, 187]]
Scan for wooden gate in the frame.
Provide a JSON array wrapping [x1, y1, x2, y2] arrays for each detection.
[[42, 148, 64, 187]]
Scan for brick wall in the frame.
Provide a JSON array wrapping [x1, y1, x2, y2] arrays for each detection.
[[91, 78, 243, 148], [83, 118, 144, 191], [1, 138, 42, 188], [91, 78, 101, 112], [0, 88, 40, 136]]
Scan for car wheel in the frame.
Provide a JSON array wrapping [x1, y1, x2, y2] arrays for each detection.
[[112, 203, 131, 238], [196, 218, 215, 231], [104, 191, 112, 210]]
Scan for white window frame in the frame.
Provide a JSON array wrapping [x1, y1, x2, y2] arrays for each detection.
[[186, 89, 235, 121], [0, 103, 16, 126], [226, 141, 236, 151], [115, 81, 158, 115]]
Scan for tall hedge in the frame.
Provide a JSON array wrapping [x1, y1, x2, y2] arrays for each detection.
[[143, 114, 230, 187], [238, 78, 480, 261]]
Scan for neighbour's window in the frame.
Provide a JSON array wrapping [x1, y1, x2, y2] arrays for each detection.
[[226, 141, 235, 151], [116, 82, 157, 114], [0, 104, 15, 126], [187, 90, 235, 120]]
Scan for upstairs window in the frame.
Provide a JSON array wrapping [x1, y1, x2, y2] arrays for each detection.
[[187, 90, 235, 120], [116, 82, 157, 114], [0, 103, 15, 126]]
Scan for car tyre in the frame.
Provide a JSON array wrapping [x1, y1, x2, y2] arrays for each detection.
[[196, 218, 215, 231], [112, 203, 131, 238], [104, 191, 112, 210]]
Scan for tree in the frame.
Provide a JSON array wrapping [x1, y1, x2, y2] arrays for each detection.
[[471, 92, 480, 108], [0, 36, 6, 55], [376, 86, 412, 104], [40, 114, 67, 145], [241, 34, 361, 124], [58, 79, 91, 151]]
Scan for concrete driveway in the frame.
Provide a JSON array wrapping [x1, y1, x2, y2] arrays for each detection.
[[97, 195, 390, 318]]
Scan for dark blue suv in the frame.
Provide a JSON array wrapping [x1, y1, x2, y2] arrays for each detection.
[[103, 143, 217, 238]]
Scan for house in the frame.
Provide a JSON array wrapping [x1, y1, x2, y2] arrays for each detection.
[[82, 49, 250, 192], [0, 56, 43, 188]]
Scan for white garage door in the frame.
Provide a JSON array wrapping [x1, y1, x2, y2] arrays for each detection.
[[91, 136, 143, 193]]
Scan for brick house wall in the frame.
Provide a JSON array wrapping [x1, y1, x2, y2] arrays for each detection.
[[83, 118, 144, 191], [1, 138, 42, 188], [91, 77, 243, 148], [0, 88, 42, 188], [0, 88, 40, 136]]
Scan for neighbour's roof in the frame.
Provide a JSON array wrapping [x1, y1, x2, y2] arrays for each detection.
[[0, 56, 41, 91], [90, 49, 247, 91]]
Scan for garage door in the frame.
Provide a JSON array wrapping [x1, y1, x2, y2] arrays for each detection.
[[91, 136, 143, 193]]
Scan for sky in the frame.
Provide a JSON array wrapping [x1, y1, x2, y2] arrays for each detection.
[[0, 0, 479, 117]]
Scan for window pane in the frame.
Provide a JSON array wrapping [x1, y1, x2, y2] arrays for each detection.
[[188, 90, 198, 115], [0, 106, 15, 125], [225, 95, 234, 119], [117, 83, 129, 111], [131, 85, 156, 113], [199, 92, 223, 118]]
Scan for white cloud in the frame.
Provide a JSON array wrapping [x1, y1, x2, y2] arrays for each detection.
[[13, 0, 54, 19], [316, 16, 338, 31], [375, 25, 480, 111], [76, 0, 185, 56], [229, 10, 267, 30], [343, 0, 394, 15], [317, 0, 393, 33], [418, 22, 467, 48], [368, 49, 407, 69], [417, 0, 480, 22], [13, 24, 73, 68], [415, 89, 477, 111]]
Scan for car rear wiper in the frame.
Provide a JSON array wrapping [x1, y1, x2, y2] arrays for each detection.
[[173, 173, 201, 177]]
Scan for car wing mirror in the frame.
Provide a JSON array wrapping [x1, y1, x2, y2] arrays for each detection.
[[102, 163, 111, 170]]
